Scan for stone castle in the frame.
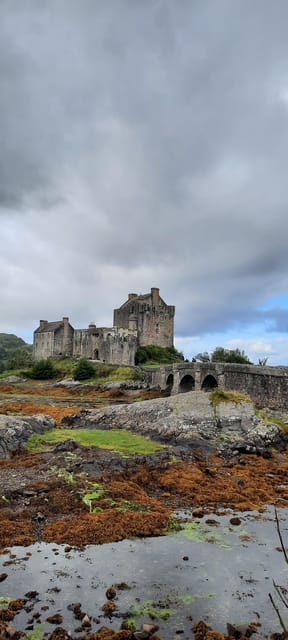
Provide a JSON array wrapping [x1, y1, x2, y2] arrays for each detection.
[[33, 287, 175, 366]]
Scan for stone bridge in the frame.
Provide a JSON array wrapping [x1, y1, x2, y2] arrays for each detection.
[[143, 362, 288, 410]]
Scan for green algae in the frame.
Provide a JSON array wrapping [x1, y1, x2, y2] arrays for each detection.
[[0, 597, 13, 607], [178, 593, 215, 605], [167, 517, 256, 549], [130, 599, 176, 620]]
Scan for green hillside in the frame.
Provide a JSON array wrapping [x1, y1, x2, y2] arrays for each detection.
[[0, 333, 32, 371]]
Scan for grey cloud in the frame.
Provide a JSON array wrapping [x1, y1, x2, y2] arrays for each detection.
[[1, 1, 288, 346]]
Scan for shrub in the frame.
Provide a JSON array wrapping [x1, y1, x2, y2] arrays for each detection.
[[73, 358, 95, 381], [135, 344, 184, 365], [29, 358, 58, 380]]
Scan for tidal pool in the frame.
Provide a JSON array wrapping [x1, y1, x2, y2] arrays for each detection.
[[1, 507, 288, 638]]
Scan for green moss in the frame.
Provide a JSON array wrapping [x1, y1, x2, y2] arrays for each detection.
[[26, 428, 164, 456], [210, 388, 252, 408], [115, 500, 150, 513]]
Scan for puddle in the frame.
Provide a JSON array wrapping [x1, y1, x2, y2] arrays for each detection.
[[1, 506, 288, 638]]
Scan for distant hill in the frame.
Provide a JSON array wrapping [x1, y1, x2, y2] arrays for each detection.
[[0, 334, 32, 370]]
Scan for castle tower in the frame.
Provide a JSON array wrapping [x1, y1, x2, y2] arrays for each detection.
[[113, 287, 175, 348]]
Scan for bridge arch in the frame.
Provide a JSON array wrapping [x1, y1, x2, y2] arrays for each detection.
[[166, 373, 174, 393], [201, 374, 218, 391], [179, 374, 195, 393]]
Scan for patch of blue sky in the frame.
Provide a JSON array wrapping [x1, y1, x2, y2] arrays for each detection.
[[258, 294, 288, 311], [175, 324, 288, 366]]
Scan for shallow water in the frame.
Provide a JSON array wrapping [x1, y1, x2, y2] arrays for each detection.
[[1, 507, 288, 638]]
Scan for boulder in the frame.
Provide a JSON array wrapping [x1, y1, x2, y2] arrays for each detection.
[[0, 414, 55, 458]]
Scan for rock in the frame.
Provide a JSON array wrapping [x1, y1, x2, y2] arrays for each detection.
[[61, 391, 287, 456], [227, 622, 256, 638], [142, 622, 159, 633], [105, 586, 116, 600], [0, 376, 26, 384], [49, 628, 71, 640], [4, 624, 19, 638], [101, 601, 116, 616], [55, 379, 81, 387], [0, 414, 55, 459], [46, 614, 63, 625], [54, 440, 79, 452], [0, 573, 8, 582], [32, 512, 45, 522], [230, 517, 241, 526]]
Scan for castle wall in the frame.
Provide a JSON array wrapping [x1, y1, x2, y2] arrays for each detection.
[[33, 332, 54, 360], [100, 328, 137, 366], [73, 329, 100, 359], [73, 327, 137, 366], [62, 318, 74, 356], [137, 306, 174, 347]]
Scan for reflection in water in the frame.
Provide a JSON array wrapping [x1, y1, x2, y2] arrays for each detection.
[[1, 507, 287, 638]]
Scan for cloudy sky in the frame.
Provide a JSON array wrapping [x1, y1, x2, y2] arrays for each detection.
[[1, 0, 288, 364]]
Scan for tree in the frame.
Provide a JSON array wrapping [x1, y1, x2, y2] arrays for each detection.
[[73, 358, 95, 381], [135, 345, 184, 366], [29, 358, 58, 379], [211, 347, 251, 364], [195, 352, 211, 362], [6, 346, 33, 370], [194, 347, 252, 365]]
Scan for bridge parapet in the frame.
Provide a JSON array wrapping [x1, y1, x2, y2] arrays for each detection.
[[142, 363, 288, 409]]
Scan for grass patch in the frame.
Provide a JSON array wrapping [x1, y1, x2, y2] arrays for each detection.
[[2, 358, 144, 384], [256, 410, 288, 433], [210, 388, 252, 408], [26, 428, 165, 456]]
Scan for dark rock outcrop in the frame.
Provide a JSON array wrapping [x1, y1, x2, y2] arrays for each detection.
[[0, 414, 55, 458]]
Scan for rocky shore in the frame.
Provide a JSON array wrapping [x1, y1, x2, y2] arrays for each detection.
[[63, 390, 287, 456]]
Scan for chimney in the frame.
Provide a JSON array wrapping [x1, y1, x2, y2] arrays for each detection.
[[39, 320, 47, 330], [151, 287, 160, 306], [128, 293, 138, 300]]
